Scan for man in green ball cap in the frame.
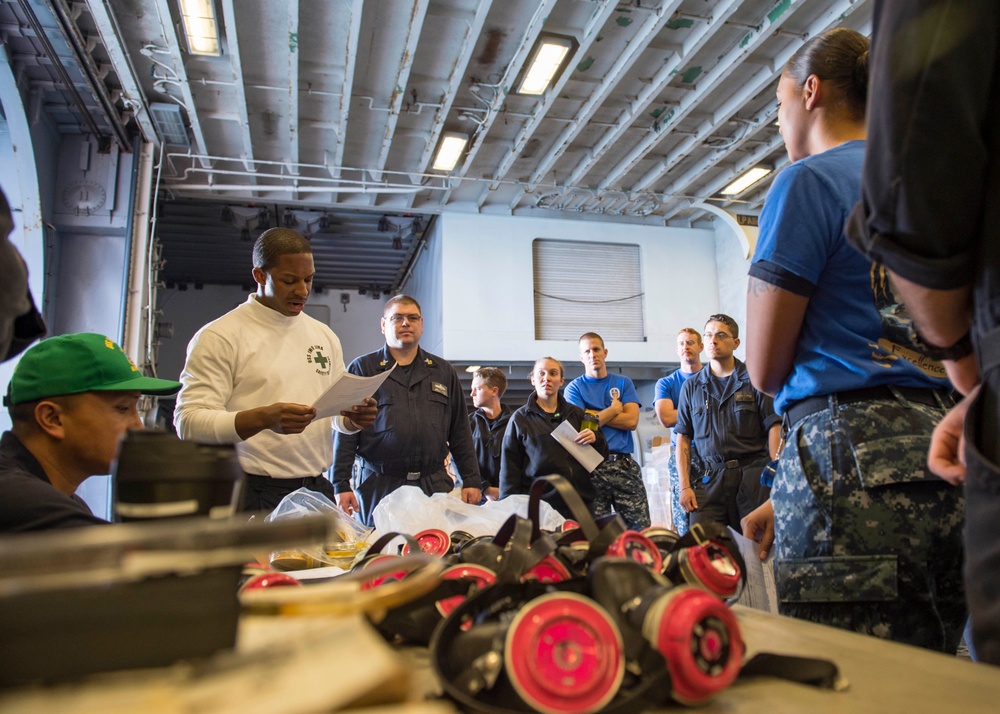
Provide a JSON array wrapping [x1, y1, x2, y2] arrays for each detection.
[[0, 333, 181, 532]]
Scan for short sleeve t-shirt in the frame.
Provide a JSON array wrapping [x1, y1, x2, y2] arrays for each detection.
[[750, 140, 948, 414]]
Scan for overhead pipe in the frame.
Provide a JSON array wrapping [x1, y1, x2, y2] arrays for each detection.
[[163, 151, 545, 192], [192, 75, 344, 98], [146, 142, 167, 373], [122, 139, 155, 367], [164, 184, 432, 194]]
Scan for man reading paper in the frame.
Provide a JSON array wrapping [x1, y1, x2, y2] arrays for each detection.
[[174, 228, 377, 512]]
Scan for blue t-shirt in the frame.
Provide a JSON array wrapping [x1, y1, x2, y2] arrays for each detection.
[[564, 374, 640, 454], [750, 140, 948, 414], [654, 368, 698, 446]]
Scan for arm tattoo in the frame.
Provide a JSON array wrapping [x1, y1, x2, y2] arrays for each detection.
[[748, 276, 780, 298]]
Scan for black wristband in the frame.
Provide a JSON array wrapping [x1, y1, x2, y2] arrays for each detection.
[[911, 326, 974, 362]]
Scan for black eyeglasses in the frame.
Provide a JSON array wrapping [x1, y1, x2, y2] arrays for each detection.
[[703, 331, 732, 341], [387, 313, 423, 324]]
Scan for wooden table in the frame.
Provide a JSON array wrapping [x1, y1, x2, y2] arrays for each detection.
[[1, 606, 997, 713]]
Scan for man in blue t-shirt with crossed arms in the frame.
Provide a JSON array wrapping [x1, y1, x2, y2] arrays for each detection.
[[565, 332, 650, 530]]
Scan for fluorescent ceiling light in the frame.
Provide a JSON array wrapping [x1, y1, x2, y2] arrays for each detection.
[[517, 36, 574, 95], [720, 167, 771, 196], [433, 133, 468, 172], [178, 0, 221, 56]]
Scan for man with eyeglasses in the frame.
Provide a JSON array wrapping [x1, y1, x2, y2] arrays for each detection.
[[673, 314, 781, 532], [174, 228, 378, 512], [333, 295, 482, 525]]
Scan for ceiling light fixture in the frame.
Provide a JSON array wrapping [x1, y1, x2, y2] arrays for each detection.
[[178, 0, 221, 56], [516, 34, 575, 96], [432, 133, 469, 172], [720, 166, 771, 196]]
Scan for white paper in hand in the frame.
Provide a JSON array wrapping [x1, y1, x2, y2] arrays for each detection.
[[728, 526, 778, 613], [312, 364, 395, 419], [551, 420, 605, 473]]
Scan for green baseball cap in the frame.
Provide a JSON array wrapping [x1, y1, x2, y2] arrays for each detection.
[[8, 333, 181, 405]]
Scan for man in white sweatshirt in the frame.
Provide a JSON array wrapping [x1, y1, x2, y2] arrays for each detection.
[[174, 228, 377, 511]]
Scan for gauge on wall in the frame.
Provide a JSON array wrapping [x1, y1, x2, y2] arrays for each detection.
[[61, 182, 107, 214]]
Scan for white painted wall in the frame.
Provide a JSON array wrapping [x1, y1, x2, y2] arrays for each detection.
[[713, 221, 753, 362], [430, 212, 720, 364], [156, 285, 389, 381], [402, 215, 444, 355]]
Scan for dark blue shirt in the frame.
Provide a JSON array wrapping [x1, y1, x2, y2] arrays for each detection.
[[673, 360, 780, 461], [332, 345, 482, 490], [469, 404, 512, 490], [0, 431, 107, 532]]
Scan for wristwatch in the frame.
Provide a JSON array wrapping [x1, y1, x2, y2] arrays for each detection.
[[910, 326, 974, 362]]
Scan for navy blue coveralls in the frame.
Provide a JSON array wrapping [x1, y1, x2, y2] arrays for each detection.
[[469, 403, 512, 491], [673, 358, 780, 531], [332, 344, 482, 526]]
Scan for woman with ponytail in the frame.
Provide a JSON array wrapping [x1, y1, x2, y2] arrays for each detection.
[[741, 27, 966, 653]]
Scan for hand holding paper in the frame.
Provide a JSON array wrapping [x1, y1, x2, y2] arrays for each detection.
[[551, 420, 604, 473], [342, 396, 378, 429], [312, 364, 395, 421]]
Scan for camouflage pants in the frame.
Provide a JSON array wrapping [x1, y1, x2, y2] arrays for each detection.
[[666, 449, 689, 536], [772, 397, 966, 653], [592, 456, 651, 531]]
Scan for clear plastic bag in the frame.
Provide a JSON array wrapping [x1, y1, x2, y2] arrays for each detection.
[[372, 487, 565, 538], [265, 488, 374, 569]]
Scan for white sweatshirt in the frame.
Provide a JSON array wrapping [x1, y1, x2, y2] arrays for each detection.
[[174, 295, 356, 478]]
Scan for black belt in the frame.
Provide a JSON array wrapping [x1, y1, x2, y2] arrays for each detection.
[[785, 385, 952, 426], [244, 473, 324, 487], [359, 458, 442, 481], [606, 452, 633, 462], [700, 454, 764, 470]]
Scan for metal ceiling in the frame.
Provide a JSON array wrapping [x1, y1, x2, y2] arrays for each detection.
[[1, 0, 874, 290]]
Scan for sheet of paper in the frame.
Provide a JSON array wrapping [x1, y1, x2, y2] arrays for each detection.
[[728, 526, 778, 613], [312, 364, 395, 420], [551, 420, 605, 473]]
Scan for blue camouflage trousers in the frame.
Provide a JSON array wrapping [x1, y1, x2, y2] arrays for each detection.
[[772, 396, 966, 653], [591, 456, 651, 531], [666, 449, 689, 536]]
